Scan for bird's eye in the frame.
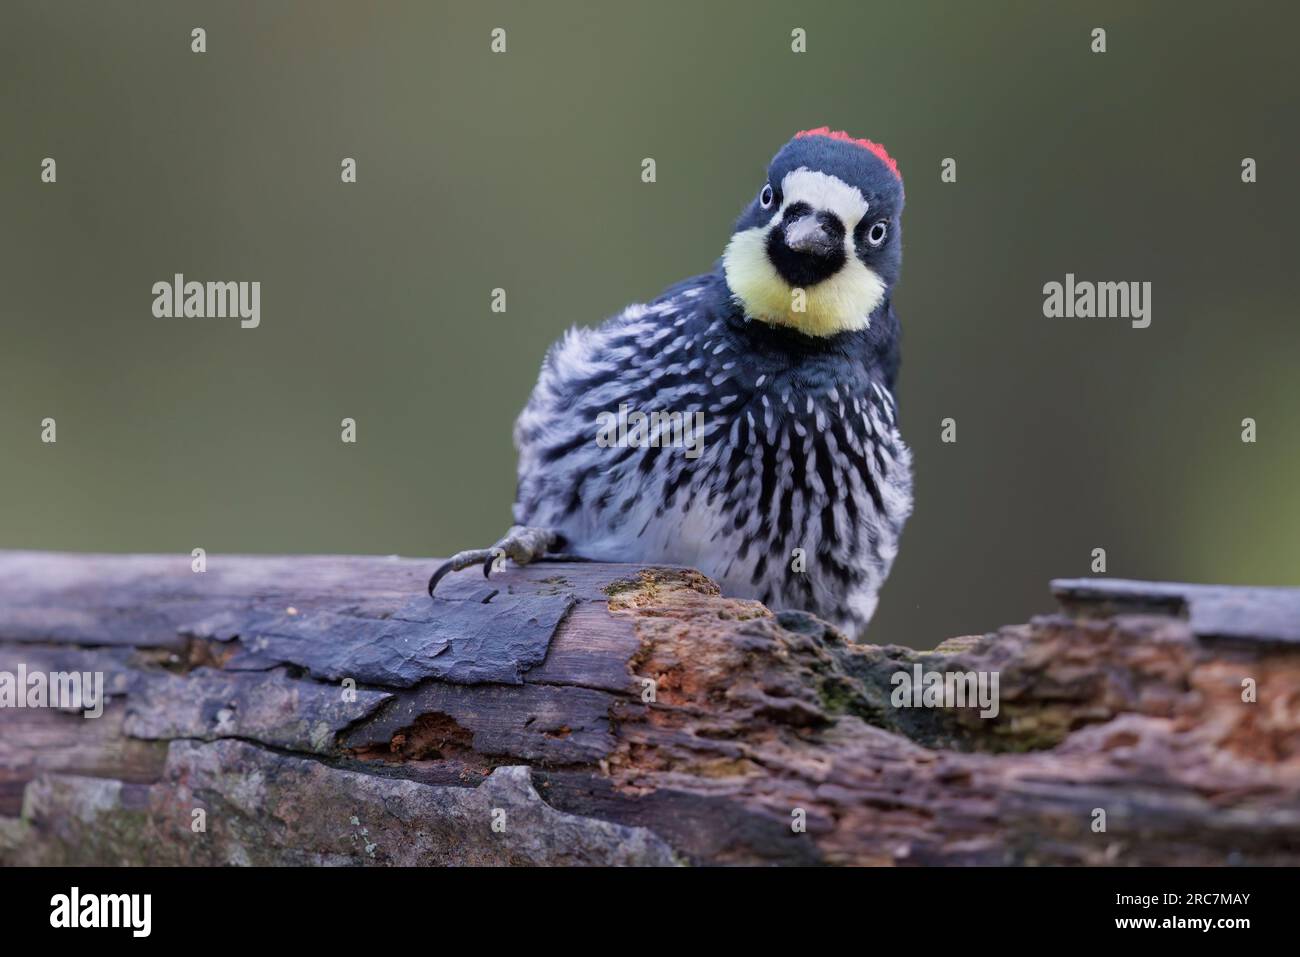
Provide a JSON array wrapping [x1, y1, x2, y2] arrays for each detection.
[[759, 184, 774, 209], [867, 221, 888, 247]]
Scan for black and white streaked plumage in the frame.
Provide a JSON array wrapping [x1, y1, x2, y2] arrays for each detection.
[[430, 128, 912, 639]]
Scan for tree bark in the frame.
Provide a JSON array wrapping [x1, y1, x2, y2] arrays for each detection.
[[0, 550, 1297, 865]]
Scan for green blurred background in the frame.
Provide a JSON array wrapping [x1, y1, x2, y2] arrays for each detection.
[[2, 1, 1296, 646]]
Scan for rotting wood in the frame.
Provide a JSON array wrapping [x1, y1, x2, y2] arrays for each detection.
[[0, 550, 1296, 866]]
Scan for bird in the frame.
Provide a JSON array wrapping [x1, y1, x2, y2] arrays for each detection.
[[429, 128, 913, 639]]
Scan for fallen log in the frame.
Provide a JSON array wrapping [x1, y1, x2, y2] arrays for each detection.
[[0, 550, 1296, 866]]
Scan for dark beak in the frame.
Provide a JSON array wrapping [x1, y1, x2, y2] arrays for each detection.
[[782, 213, 839, 257]]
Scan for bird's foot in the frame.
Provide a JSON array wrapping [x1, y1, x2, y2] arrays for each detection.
[[427, 525, 564, 597]]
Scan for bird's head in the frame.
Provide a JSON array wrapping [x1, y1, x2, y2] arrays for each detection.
[[723, 128, 904, 338]]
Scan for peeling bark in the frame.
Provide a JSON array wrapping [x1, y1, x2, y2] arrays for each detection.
[[0, 550, 1296, 866]]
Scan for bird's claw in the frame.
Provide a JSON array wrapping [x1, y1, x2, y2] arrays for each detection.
[[427, 547, 495, 596], [428, 525, 560, 597]]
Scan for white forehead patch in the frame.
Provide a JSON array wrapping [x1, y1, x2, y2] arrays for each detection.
[[776, 167, 870, 232]]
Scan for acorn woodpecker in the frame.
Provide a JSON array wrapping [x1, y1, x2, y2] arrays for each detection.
[[430, 128, 912, 639]]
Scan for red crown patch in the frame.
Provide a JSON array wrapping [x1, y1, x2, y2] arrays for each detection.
[[795, 127, 901, 182]]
